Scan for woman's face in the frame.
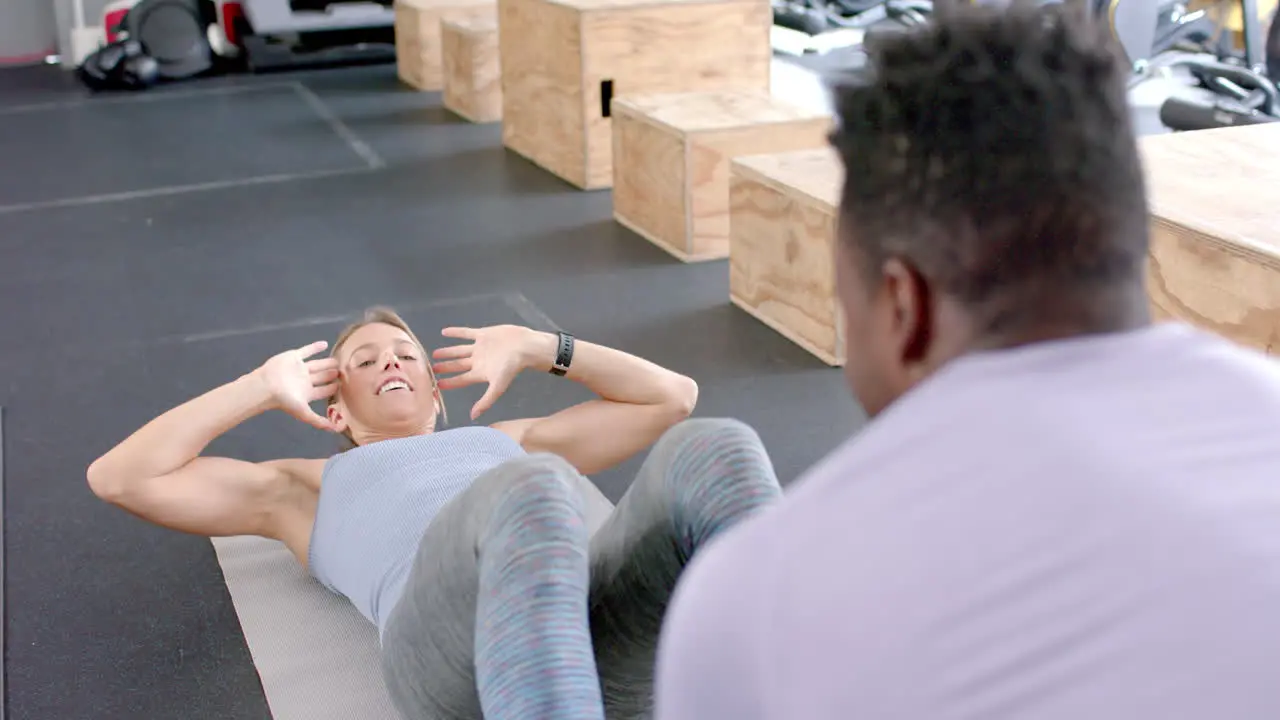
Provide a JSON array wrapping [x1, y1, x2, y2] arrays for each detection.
[[327, 322, 440, 441]]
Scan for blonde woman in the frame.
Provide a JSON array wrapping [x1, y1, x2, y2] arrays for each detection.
[[88, 306, 783, 720]]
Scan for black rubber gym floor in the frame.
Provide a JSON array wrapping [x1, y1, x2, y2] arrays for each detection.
[[0, 61, 862, 719]]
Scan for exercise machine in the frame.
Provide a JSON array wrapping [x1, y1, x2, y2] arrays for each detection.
[[234, 0, 397, 72], [770, 0, 1200, 61], [1269, 0, 1280, 77], [1152, 2, 1221, 55], [773, 0, 930, 36], [771, 0, 932, 55], [1155, 0, 1279, 129], [78, 0, 219, 91], [1158, 74, 1278, 128]]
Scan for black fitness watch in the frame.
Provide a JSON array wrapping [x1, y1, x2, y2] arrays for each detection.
[[549, 331, 575, 376]]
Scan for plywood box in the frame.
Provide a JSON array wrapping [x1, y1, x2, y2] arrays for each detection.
[[396, 0, 496, 91], [442, 11, 503, 122], [497, 0, 772, 190], [729, 147, 845, 366], [612, 91, 832, 262], [1140, 124, 1280, 355]]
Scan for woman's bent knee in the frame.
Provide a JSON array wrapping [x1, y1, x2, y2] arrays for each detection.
[[652, 419, 782, 546], [487, 453, 585, 504], [481, 453, 593, 538], [655, 418, 778, 488], [659, 417, 765, 452], [656, 418, 773, 476]]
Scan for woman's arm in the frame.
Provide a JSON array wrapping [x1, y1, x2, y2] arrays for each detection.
[[434, 327, 698, 475], [87, 342, 338, 540]]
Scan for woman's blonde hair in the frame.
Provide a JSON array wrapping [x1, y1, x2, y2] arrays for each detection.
[[327, 306, 448, 444]]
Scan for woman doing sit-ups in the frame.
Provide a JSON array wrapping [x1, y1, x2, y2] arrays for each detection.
[[87, 306, 783, 720]]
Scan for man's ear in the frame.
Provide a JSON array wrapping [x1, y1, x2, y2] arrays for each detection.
[[881, 257, 933, 367], [327, 404, 348, 433]]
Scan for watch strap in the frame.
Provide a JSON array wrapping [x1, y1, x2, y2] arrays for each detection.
[[550, 332, 574, 376]]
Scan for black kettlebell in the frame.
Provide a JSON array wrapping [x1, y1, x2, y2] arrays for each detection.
[[123, 53, 161, 89]]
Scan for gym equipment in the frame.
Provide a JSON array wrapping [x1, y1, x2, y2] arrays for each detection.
[[1269, 1, 1279, 78], [1159, 93, 1279, 128], [1240, 0, 1271, 72], [1155, 1, 1279, 130], [235, 0, 397, 72], [1101, 0, 1162, 72], [1152, 2, 1220, 55], [122, 0, 218, 80], [769, 0, 1197, 61], [76, 38, 162, 91], [80, 0, 219, 90], [771, 0, 931, 56], [1156, 57, 1278, 130], [773, 0, 929, 37], [202, 0, 246, 58], [103, 0, 139, 42]]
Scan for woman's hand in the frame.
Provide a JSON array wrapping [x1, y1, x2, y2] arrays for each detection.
[[254, 341, 341, 431], [432, 325, 550, 420]]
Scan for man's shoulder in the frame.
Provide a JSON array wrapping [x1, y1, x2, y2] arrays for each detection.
[[689, 499, 786, 580]]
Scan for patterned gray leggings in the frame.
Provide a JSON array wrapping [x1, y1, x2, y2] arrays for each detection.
[[379, 417, 783, 720]]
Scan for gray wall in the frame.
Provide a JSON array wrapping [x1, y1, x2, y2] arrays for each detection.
[[0, 0, 59, 63], [52, 0, 118, 66]]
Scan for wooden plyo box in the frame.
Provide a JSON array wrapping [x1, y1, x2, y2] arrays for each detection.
[[611, 91, 832, 262], [497, 0, 772, 190], [729, 147, 846, 366], [395, 0, 495, 91], [442, 11, 502, 122], [1141, 124, 1280, 355]]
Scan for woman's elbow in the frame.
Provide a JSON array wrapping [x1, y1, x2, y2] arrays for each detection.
[[666, 375, 699, 419], [86, 458, 125, 504]]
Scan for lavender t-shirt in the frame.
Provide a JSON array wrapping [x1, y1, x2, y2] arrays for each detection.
[[656, 323, 1280, 720]]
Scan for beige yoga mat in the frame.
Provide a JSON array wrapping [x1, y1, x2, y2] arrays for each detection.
[[210, 478, 617, 719], [210, 535, 401, 720]]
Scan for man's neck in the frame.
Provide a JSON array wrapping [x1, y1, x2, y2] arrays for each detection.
[[965, 282, 1152, 353]]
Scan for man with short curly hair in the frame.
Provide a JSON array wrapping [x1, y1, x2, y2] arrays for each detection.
[[653, 2, 1280, 717]]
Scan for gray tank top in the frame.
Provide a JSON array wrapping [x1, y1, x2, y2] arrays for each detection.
[[307, 426, 526, 638]]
